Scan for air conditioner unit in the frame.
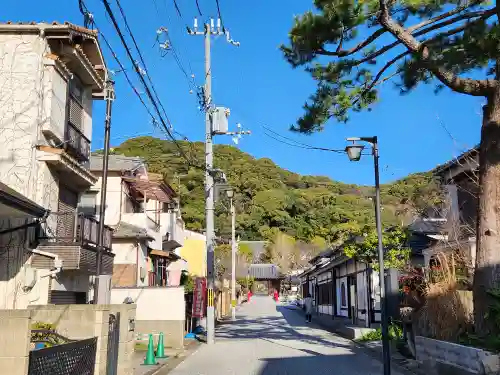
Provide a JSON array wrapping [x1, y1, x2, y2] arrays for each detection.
[[139, 267, 146, 280]]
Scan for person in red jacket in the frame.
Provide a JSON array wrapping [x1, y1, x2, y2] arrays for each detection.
[[247, 290, 252, 302], [273, 289, 279, 302]]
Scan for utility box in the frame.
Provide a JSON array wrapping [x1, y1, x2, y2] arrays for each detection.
[[212, 107, 229, 134]]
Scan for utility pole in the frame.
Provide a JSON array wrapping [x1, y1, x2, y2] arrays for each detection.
[[228, 192, 237, 321], [94, 80, 115, 304], [188, 18, 239, 345]]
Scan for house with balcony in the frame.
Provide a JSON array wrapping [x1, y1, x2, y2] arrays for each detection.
[[86, 154, 188, 346], [419, 148, 479, 284], [0, 21, 113, 306]]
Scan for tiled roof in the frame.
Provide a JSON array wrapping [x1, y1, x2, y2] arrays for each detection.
[[248, 264, 282, 280], [407, 233, 437, 255], [433, 147, 479, 176], [408, 218, 446, 234], [113, 222, 152, 240], [90, 154, 145, 172], [0, 21, 98, 37]]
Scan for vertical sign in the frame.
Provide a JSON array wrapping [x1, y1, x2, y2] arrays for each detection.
[[192, 277, 207, 318]]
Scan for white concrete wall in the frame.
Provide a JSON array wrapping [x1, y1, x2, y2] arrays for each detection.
[[52, 271, 90, 293], [110, 286, 185, 321], [0, 33, 46, 200], [93, 173, 123, 226], [111, 241, 148, 287]]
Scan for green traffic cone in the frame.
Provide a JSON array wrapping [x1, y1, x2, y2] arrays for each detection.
[[156, 332, 167, 359], [142, 334, 158, 366]]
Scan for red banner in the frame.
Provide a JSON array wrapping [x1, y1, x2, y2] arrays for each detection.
[[192, 277, 207, 318]]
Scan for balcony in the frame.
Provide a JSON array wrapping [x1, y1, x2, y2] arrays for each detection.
[[65, 121, 91, 163], [32, 213, 114, 275]]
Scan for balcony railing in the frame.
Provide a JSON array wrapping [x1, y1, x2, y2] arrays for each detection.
[[39, 212, 112, 252], [65, 122, 90, 162]]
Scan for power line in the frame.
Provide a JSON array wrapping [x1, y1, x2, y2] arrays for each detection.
[[79, 0, 202, 170], [172, 0, 184, 20], [215, 0, 225, 31], [262, 126, 345, 153], [195, 0, 203, 16], [114, 0, 171, 126], [100, 0, 196, 166]]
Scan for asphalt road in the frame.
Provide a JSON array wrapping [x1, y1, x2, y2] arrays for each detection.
[[168, 295, 406, 375]]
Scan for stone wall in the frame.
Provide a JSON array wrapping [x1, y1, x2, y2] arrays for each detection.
[[0, 310, 31, 375], [416, 336, 500, 375], [28, 304, 136, 375]]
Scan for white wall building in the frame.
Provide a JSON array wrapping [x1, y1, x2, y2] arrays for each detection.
[[87, 155, 186, 293], [300, 247, 381, 327], [0, 22, 113, 307]]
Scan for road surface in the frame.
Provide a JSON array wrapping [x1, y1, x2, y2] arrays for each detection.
[[169, 295, 405, 375]]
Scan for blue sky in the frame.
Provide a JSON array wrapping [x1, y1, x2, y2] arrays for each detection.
[[4, 0, 483, 185]]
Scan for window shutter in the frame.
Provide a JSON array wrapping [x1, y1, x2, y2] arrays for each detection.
[[57, 186, 79, 239]]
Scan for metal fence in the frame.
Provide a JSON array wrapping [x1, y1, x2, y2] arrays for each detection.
[[106, 313, 120, 375], [28, 337, 97, 375]]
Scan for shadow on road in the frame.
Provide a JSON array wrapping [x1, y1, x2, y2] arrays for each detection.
[[214, 304, 352, 351], [257, 353, 384, 375]]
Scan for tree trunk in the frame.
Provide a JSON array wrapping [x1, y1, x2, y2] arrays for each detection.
[[473, 87, 500, 336]]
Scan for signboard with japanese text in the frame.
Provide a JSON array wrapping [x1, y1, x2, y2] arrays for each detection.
[[192, 277, 207, 318]]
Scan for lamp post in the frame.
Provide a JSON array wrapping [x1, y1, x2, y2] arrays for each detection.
[[226, 189, 237, 321], [345, 136, 390, 375]]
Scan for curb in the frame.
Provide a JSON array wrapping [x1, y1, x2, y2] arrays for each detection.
[[283, 306, 423, 375], [139, 340, 202, 375]]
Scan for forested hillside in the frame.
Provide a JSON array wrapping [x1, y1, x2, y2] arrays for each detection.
[[107, 137, 441, 245]]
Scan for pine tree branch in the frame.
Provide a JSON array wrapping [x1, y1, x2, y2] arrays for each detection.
[[407, 0, 483, 33], [351, 8, 495, 68], [318, 7, 494, 67], [378, 0, 496, 96], [318, 28, 386, 58]]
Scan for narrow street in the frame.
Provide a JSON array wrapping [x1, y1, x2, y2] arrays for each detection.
[[170, 295, 405, 375]]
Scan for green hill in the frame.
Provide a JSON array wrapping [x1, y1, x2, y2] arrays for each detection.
[[107, 136, 441, 243]]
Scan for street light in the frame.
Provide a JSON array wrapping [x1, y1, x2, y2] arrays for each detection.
[[345, 136, 391, 375], [226, 188, 237, 321]]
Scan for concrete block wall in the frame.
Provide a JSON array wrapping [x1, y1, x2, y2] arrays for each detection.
[[29, 304, 110, 375], [27, 304, 137, 375], [0, 310, 32, 375], [109, 304, 137, 375]]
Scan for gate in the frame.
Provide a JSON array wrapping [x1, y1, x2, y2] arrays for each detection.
[[28, 337, 97, 375], [106, 312, 120, 375]]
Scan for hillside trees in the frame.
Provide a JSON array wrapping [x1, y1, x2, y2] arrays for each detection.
[[282, 0, 500, 335]]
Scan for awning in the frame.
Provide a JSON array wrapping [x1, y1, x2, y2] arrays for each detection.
[[149, 249, 181, 260], [162, 240, 182, 252], [122, 177, 176, 203], [0, 182, 47, 218]]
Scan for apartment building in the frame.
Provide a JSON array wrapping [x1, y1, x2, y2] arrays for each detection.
[[0, 22, 112, 306]]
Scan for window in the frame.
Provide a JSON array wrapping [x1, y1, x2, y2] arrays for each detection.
[[68, 76, 84, 131], [341, 282, 347, 307], [79, 192, 97, 216], [149, 256, 170, 286], [318, 282, 332, 305]]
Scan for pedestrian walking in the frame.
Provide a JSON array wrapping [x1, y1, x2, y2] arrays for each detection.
[[304, 293, 313, 323], [273, 289, 279, 302]]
